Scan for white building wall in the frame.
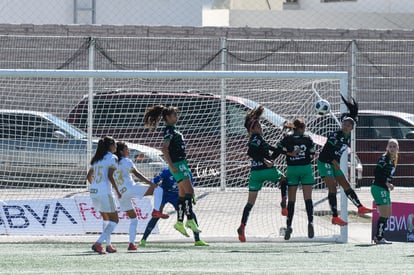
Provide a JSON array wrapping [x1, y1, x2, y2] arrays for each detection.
[[0, 0, 73, 24], [299, 0, 414, 13], [0, 0, 413, 29]]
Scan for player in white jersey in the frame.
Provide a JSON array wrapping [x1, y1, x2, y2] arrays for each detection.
[[87, 136, 121, 255], [115, 141, 165, 251]]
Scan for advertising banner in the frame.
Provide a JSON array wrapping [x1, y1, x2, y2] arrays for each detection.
[[372, 201, 414, 242]]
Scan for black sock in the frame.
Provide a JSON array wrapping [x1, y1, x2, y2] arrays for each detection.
[[376, 216, 388, 240], [305, 199, 314, 224], [184, 193, 194, 220], [142, 217, 160, 241], [280, 179, 287, 200], [328, 193, 338, 217], [177, 197, 185, 222], [241, 203, 253, 226], [192, 213, 200, 241], [345, 188, 362, 208], [286, 201, 295, 227]]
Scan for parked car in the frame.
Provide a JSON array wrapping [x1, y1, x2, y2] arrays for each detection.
[[311, 110, 414, 187], [0, 109, 166, 187], [67, 90, 361, 188]]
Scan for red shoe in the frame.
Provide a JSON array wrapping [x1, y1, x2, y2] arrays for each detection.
[[106, 245, 117, 253], [358, 206, 372, 215], [152, 210, 169, 219], [127, 243, 138, 251], [91, 243, 106, 254], [237, 224, 246, 242], [331, 216, 348, 226]]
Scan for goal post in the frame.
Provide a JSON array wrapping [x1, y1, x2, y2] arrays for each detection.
[[0, 69, 351, 243]]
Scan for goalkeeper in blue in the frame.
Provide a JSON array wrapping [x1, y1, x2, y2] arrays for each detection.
[[139, 167, 208, 247]]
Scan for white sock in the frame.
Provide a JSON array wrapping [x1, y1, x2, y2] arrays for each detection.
[[97, 221, 117, 245], [129, 218, 138, 244], [96, 220, 109, 244], [153, 187, 163, 211]]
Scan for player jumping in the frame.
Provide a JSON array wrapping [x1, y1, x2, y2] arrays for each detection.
[[237, 106, 287, 242], [139, 167, 208, 247], [144, 105, 201, 237], [318, 96, 372, 226], [276, 118, 316, 240]]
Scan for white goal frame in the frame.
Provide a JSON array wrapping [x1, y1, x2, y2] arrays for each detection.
[[0, 69, 350, 243]]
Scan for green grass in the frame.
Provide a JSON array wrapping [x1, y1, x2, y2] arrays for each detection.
[[0, 242, 413, 274]]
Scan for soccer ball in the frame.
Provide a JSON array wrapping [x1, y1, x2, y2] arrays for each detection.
[[315, 99, 331, 115]]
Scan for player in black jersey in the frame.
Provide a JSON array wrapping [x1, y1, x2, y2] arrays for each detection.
[[275, 118, 316, 240], [237, 106, 287, 242], [144, 105, 201, 237], [371, 139, 399, 244], [318, 97, 372, 226]]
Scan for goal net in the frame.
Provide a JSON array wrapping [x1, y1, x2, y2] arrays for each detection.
[[0, 69, 350, 243]]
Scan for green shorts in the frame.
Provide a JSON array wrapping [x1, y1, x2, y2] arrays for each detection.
[[286, 164, 315, 186], [248, 167, 283, 192], [170, 159, 191, 183], [317, 160, 344, 178], [371, 184, 391, 205]]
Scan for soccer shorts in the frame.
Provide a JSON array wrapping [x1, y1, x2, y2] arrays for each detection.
[[317, 160, 344, 178], [170, 159, 192, 183], [371, 184, 391, 205], [90, 193, 117, 213], [118, 185, 149, 212], [162, 191, 179, 209], [286, 164, 315, 186], [248, 167, 283, 191]]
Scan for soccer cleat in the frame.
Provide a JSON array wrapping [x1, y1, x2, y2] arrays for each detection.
[[127, 243, 138, 251], [106, 245, 117, 253], [139, 239, 147, 247], [284, 226, 293, 240], [174, 221, 190, 237], [331, 216, 348, 226], [237, 224, 246, 242], [91, 243, 106, 255], [152, 209, 169, 219], [185, 219, 202, 233], [357, 206, 373, 215], [194, 240, 209, 246], [373, 237, 392, 245], [280, 200, 288, 216], [308, 223, 314, 239]]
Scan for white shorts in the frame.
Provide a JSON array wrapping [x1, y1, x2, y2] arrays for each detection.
[[118, 185, 149, 212], [90, 193, 117, 213]]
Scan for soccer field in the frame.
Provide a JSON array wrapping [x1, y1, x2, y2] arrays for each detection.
[[0, 242, 412, 274]]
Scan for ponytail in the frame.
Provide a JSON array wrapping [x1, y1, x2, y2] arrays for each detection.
[[144, 105, 178, 131], [90, 136, 115, 165], [244, 106, 264, 133], [115, 141, 127, 161]]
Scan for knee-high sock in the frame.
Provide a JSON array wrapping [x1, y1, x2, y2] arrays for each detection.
[[129, 218, 138, 244], [345, 188, 362, 208], [280, 179, 287, 201], [286, 201, 295, 227], [184, 193, 194, 220], [305, 199, 314, 224], [142, 217, 160, 241], [376, 216, 388, 239], [97, 221, 117, 245], [153, 187, 163, 211], [192, 213, 200, 241], [328, 193, 338, 217], [177, 197, 185, 222], [241, 203, 253, 226]]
